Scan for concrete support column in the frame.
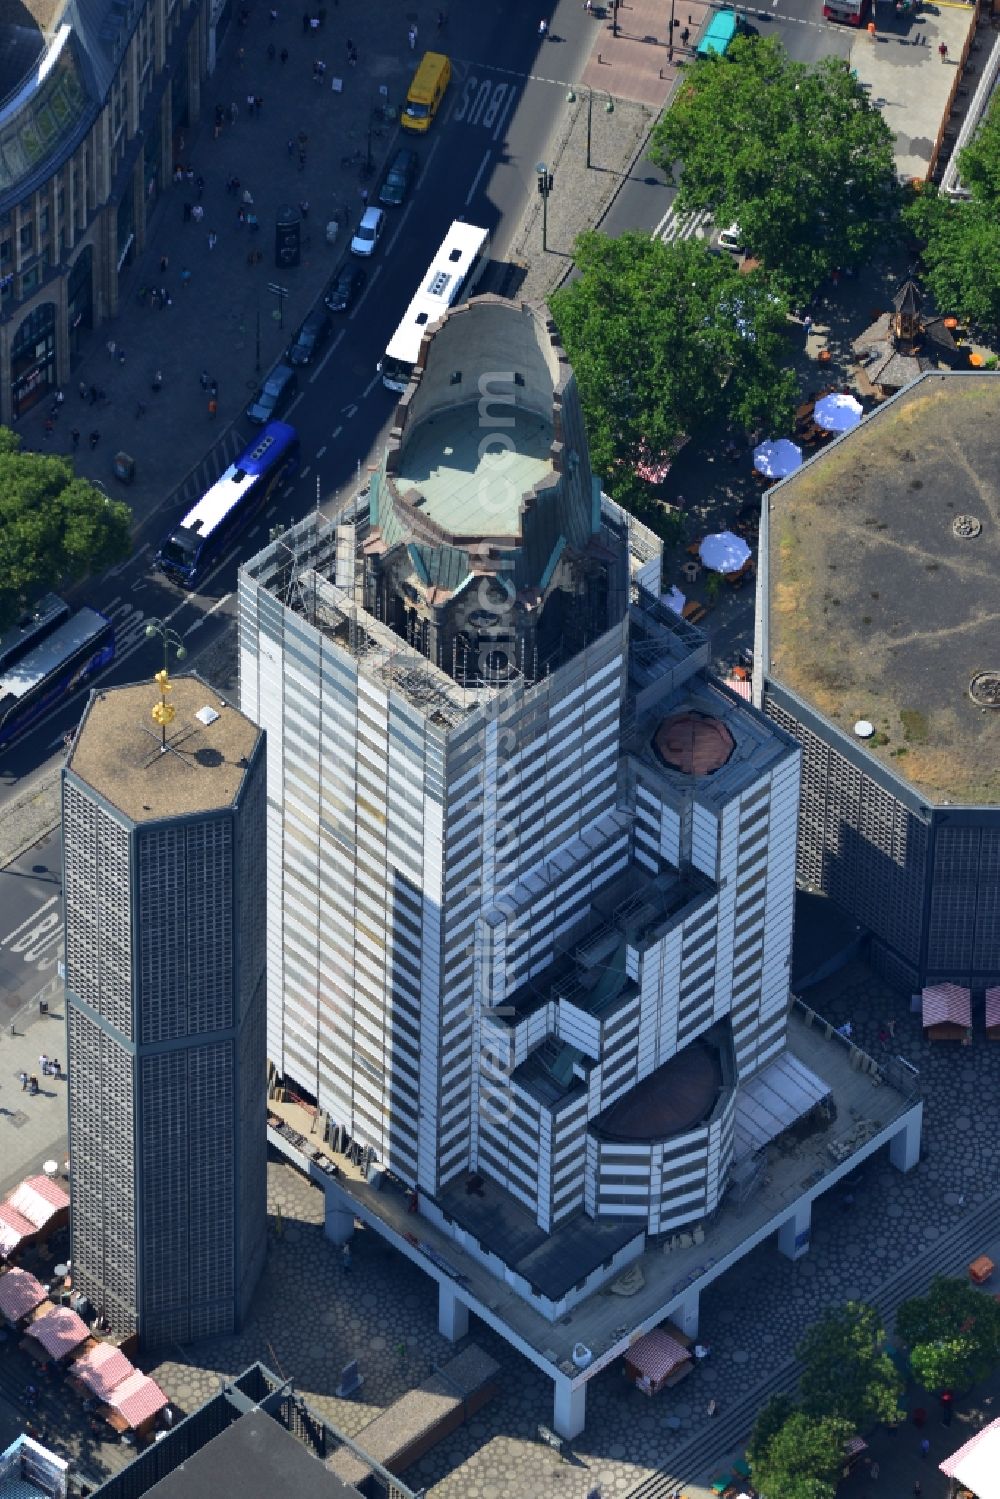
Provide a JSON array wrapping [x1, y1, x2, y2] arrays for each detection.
[[778, 1197, 812, 1261], [437, 1283, 469, 1342], [673, 1287, 700, 1339], [552, 1373, 586, 1440], [889, 1101, 923, 1174], [323, 1192, 354, 1244]]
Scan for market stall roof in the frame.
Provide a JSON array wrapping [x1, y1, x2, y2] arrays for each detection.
[[71, 1340, 136, 1401], [0, 1204, 38, 1256], [922, 983, 971, 1030], [7, 1176, 70, 1230], [733, 1048, 831, 1160], [624, 1328, 692, 1382], [27, 1306, 90, 1360], [940, 1414, 1000, 1498], [108, 1370, 169, 1428], [986, 987, 1000, 1030], [0, 1268, 47, 1323]]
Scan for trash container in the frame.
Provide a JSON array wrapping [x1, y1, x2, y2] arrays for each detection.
[[275, 204, 302, 268], [113, 451, 135, 483]]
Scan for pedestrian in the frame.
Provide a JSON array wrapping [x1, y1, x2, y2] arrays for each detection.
[[680, 24, 689, 42], [706, 1398, 718, 1417], [200, 369, 209, 390], [408, 23, 417, 49], [55, 388, 64, 407], [159, 254, 169, 273], [180, 267, 191, 285], [302, 9, 310, 29], [242, 187, 253, 205], [939, 42, 948, 61], [230, 101, 239, 123], [192, 203, 204, 223], [208, 231, 218, 250], [28, 1075, 38, 1096], [152, 370, 163, 392], [106, 338, 116, 359], [208, 397, 218, 419], [870, 1461, 880, 1480], [867, 18, 876, 38], [913, 1483, 921, 1498], [238, 207, 246, 224], [255, 95, 264, 113], [920, 1437, 930, 1458], [437, 8, 447, 28], [803, 313, 813, 332], [299, 199, 309, 217], [209, 379, 218, 397], [247, 211, 259, 231], [237, 44, 246, 66], [298, 150, 307, 170], [70, 426, 80, 448], [360, 186, 369, 206], [118, 348, 126, 365], [39, 1053, 49, 1074], [247, 92, 255, 115], [280, 47, 288, 62], [342, 1242, 352, 1270], [18, 1071, 28, 1092], [538, 18, 548, 36], [78, 380, 88, 400], [196, 174, 205, 199], [89, 429, 100, 448], [269, 5, 277, 19], [287, 137, 295, 155]]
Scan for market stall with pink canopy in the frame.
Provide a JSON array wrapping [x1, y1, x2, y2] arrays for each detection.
[[921, 982, 971, 1042]]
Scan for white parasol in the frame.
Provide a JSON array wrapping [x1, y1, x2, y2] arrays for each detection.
[[699, 531, 752, 574], [813, 392, 863, 433], [753, 437, 803, 479]]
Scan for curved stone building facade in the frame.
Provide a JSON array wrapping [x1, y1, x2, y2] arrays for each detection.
[[0, 0, 212, 425]]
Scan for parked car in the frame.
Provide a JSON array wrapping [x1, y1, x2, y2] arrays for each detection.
[[246, 363, 298, 425], [286, 307, 332, 366], [379, 148, 418, 207], [351, 206, 385, 257], [324, 263, 367, 313], [716, 222, 744, 256]]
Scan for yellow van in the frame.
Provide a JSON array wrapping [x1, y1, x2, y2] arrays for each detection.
[[401, 51, 451, 134]]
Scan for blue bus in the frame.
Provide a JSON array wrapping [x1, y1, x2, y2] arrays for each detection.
[[155, 421, 300, 589], [0, 605, 115, 750], [0, 594, 71, 677], [697, 8, 739, 56]]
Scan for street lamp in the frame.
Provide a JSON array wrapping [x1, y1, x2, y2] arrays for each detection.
[[535, 161, 553, 251], [566, 87, 614, 170], [144, 619, 187, 752]]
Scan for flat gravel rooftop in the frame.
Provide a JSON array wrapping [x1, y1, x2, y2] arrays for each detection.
[[765, 372, 1000, 805]]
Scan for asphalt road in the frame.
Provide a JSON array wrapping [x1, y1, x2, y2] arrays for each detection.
[[0, 827, 63, 1023]]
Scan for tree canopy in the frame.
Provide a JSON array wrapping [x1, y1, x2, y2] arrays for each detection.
[[902, 95, 1000, 333], [550, 230, 796, 516], [0, 429, 132, 631], [797, 1302, 903, 1431], [748, 1408, 853, 1499], [649, 36, 896, 301], [897, 1276, 1000, 1393]]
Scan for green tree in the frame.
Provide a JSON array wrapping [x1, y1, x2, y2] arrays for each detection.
[[897, 1276, 1000, 1392], [748, 1393, 798, 1472], [550, 230, 795, 515], [749, 1409, 854, 1499], [0, 429, 132, 629], [649, 36, 896, 301], [902, 186, 1000, 335], [797, 1302, 903, 1431]]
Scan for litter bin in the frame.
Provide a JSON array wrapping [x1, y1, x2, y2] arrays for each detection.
[[113, 451, 135, 483], [275, 204, 302, 268]]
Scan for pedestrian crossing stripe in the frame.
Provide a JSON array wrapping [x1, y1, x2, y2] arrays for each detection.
[[655, 205, 713, 245]]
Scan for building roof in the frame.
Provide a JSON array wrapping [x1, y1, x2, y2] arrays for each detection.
[[68, 675, 261, 824], [70, 1340, 134, 1401], [144, 1410, 360, 1499], [26, 1306, 89, 1359], [764, 372, 1000, 805]]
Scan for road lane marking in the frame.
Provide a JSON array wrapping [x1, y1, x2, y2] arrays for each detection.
[[348, 263, 382, 320], [310, 328, 346, 384], [360, 372, 382, 400], [466, 149, 492, 208], [316, 445, 327, 458], [286, 391, 304, 417], [186, 591, 233, 635]]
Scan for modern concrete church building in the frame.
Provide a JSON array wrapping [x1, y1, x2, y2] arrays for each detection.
[[240, 297, 922, 1435]]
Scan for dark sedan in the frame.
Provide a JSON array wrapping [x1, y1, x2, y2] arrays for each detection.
[[246, 362, 298, 425], [378, 147, 418, 207], [324, 263, 367, 313], [287, 307, 332, 366]]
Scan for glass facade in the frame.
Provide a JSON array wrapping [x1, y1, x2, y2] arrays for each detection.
[[11, 300, 56, 416]]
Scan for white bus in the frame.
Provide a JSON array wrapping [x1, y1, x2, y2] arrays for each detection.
[[380, 221, 490, 392]]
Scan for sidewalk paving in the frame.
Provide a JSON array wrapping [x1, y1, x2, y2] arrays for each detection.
[[0, 1005, 69, 1201]]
